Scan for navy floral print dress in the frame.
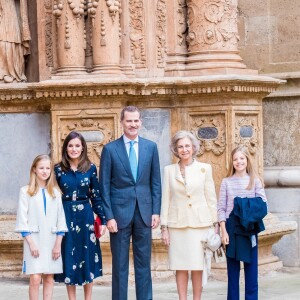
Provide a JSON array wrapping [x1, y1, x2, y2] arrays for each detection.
[[54, 163, 106, 285]]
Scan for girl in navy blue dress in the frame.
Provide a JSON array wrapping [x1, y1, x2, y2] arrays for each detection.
[[55, 131, 106, 300]]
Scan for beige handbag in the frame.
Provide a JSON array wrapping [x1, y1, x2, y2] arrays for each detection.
[[213, 244, 226, 263], [204, 227, 221, 252]]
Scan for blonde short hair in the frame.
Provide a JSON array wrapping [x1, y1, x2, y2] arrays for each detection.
[[170, 130, 200, 158]]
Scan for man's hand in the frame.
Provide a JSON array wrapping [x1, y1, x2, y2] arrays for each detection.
[[107, 219, 118, 233], [151, 214, 160, 229]]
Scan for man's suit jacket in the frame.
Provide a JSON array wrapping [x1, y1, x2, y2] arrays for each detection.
[[99, 136, 162, 229], [160, 160, 218, 228]]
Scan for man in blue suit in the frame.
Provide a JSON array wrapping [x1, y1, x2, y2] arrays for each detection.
[[99, 106, 162, 300]]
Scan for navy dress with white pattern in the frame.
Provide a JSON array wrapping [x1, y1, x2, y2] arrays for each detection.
[[54, 163, 106, 285]]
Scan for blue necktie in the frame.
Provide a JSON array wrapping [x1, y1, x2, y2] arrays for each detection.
[[129, 140, 138, 181]]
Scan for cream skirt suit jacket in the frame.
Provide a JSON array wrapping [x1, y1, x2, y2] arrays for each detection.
[[160, 160, 218, 273]]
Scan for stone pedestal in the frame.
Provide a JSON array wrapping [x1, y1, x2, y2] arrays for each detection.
[[264, 167, 300, 267], [0, 74, 286, 281], [0, 215, 24, 279]]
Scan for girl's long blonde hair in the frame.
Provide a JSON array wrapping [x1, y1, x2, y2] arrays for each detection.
[[227, 146, 264, 190], [27, 154, 60, 198]]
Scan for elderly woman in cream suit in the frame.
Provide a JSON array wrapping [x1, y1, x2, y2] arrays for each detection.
[[160, 130, 219, 300]]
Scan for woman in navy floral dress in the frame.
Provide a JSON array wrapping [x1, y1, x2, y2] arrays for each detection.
[[55, 131, 106, 300]]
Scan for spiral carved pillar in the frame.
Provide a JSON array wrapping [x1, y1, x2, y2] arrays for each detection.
[[185, 0, 249, 75], [53, 0, 87, 75], [88, 0, 122, 75]]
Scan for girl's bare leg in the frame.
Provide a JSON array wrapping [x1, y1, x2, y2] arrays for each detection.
[[29, 274, 42, 300], [42, 274, 54, 300]]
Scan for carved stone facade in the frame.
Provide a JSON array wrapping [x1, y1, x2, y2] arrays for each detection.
[[0, 0, 299, 280], [52, 110, 117, 166], [190, 113, 226, 192]]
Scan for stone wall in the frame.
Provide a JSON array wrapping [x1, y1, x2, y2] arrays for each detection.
[[0, 113, 50, 214], [237, 0, 300, 266], [238, 0, 300, 74]]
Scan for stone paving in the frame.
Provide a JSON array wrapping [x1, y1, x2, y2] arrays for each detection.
[[0, 267, 299, 299]]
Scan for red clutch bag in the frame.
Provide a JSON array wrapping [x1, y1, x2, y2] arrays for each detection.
[[94, 216, 102, 238]]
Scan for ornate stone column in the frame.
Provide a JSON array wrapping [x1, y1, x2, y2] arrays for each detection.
[[119, 0, 135, 77], [52, 0, 87, 75], [164, 0, 188, 76], [185, 0, 249, 75], [88, 0, 122, 75]]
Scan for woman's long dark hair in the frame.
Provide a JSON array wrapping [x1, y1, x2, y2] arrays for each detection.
[[60, 131, 91, 173]]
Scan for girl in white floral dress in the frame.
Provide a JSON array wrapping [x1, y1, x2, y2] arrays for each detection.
[[55, 131, 106, 300]]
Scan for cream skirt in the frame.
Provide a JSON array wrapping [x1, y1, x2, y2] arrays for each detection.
[[168, 227, 209, 270]]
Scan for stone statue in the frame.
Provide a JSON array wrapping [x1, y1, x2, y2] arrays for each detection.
[[0, 0, 31, 83]]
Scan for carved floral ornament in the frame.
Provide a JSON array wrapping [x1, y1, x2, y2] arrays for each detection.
[[190, 115, 226, 156], [235, 116, 258, 155], [186, 0, 239, 49], [129, 0, 146, 67], [177, 0, 188, 46], [156, 0, 167, 68], [60, 117, 115, 162]]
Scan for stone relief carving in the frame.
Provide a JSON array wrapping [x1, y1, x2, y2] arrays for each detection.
[[59, 116, 115, 166], [87, 0, 98, 26], [45, 12, 54, 68], [64, 15, 71, 49], [129, 0, 146, 67], [186, 0, 239, 52], [178, 0, 188, 46], [0, 0, 31, 83], [84, 14, 93, 71], [44, 0, 52, 10], [87, 0, 121, 71], [87, 1, 108, 47], [100, 11, 106, 46], [190, 113, 226, 192], [31, 83, 276, 101], [53, 0, 87, 72], [235, 115, 258, 155], [105, 0, 121, 21], [190, 114, 226, 156], [156, 0, 167, 68]]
